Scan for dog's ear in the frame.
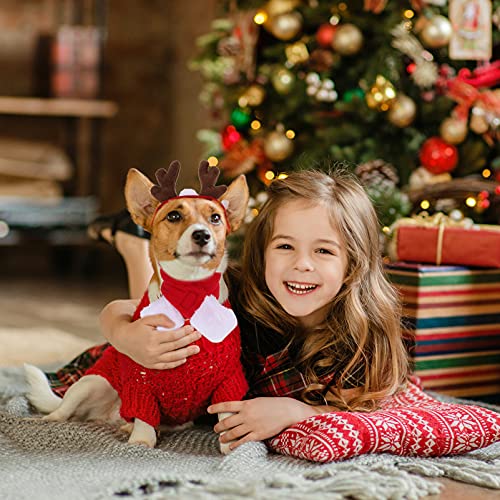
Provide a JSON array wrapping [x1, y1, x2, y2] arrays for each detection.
[[125, 168, 159, 231], [219, 175, 249, 232]]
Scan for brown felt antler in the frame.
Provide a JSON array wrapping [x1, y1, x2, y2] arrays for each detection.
[[151, 160, 181, 201], [198, 160, 227, 199]]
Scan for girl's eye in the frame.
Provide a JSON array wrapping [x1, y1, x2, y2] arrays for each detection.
[[317, 248, 334, 255], [276, 243, 292, 250], [166, 210, 182, 222], [210, 213, 222, 225]]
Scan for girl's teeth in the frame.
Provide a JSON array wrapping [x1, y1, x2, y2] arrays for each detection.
[[286, 282, 317, 294]]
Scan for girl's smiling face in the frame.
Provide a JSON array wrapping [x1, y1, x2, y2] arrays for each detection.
[[264, 200, 348, 328]]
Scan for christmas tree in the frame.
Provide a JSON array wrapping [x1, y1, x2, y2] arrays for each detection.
[[191, 0, 500, 230]]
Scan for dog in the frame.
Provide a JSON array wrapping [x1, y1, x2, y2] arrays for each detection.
[[25, 160, 250, 453]]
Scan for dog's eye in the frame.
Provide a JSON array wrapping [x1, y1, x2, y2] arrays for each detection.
[[210, 213, 222, 225], [166, 211, 182, 222]]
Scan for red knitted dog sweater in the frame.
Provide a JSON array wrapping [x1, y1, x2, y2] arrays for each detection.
[[85, 272, 248, 428]]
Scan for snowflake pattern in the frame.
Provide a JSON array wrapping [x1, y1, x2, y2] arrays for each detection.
[[268, 382, 500, 463]]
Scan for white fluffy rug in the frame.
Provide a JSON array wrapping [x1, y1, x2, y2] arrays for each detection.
[[0, 327, 93, 367]]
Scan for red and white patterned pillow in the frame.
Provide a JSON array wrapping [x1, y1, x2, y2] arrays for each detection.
[[268, 378, 500, 462]]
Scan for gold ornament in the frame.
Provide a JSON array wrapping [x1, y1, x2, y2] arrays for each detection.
[[268, 12, 303, 40], [419, 15, 452, 49], [271, 67, 296, 94], [331, 23, 363, 56], [408, 166, 452, 190], [440, 117, 468, 144], [264, 0, 301, 17], [239, 84, 266, 107], [470, 106, 489, 134], [387, 94, 416, 127], [264, 128, 294, 162], [365, 75, 397, 111], [285, 41, 309, 65]]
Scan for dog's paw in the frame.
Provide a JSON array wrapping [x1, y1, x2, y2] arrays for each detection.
[[219, 440, 233, 455], [128, 435, 156, 448], [42, 412, 66, 422], [128, 418, 157, 448]]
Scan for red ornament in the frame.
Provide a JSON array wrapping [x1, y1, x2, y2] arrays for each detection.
[[406, 62, 416, 74], [419, 137, 458, 174], [221, 125, 242, 151], [316, 24, 337, 48]]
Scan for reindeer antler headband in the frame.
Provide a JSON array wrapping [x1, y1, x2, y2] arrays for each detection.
[[150, 160, 230, 229]]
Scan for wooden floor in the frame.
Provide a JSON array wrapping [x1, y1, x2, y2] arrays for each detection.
[[0, 274, 127, 344], [0, 273, 498, 500]]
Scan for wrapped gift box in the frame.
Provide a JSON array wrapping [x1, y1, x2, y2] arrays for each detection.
[[387, 214, 500, 268], [386, 262, 500, 398]]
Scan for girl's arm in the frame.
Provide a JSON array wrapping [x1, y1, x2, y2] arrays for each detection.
[[208, 397, 324, 450], [100, 299, 201, 369], [208, 389, 360, 450]]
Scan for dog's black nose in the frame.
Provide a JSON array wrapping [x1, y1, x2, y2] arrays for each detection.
[[192, 229, 211, 247]]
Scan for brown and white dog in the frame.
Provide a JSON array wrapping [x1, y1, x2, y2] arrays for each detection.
[[25, 160, 250, 452]]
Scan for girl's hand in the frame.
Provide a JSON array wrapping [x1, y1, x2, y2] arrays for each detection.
[[117, 315, 202, 369], [100, 299, 201, 369], [208, 397, 319, 450]]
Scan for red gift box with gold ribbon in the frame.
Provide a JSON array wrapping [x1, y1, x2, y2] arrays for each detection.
[[387, 213, 500, 268]]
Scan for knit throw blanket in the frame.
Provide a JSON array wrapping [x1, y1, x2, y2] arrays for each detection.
[[1, 366, 499, 500]]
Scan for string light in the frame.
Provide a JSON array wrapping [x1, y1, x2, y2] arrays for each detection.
[[285, 129, 295, 139], [0, 220, 9, 239], [338, 3, 347, 11], [482, 168, 492, 178], [265, 170, 276, 181], [420, 200, 430, 210], [277, 173, 288, 179], [254, 11, 267, 25], [251, 208, 259, 217], [382, 226, 391, 234], [403, 10, 414, 19], [385, 87, 396, 99], [250, 120, 261, 130], [207, 156, 219, 167], [465, 197, 477, 207]]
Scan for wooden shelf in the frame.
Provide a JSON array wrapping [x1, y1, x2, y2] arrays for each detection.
[[0, 96, 118, 118], [0, 227, 91, 246]]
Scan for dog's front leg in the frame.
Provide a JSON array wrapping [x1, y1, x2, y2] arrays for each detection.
[[218, 412, 236, 455], [128, 418, 157, 448]]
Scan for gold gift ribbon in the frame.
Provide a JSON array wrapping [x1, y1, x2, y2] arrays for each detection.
[[387, 212, 476, 265]]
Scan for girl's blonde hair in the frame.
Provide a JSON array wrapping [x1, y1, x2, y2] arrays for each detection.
[[239, 169, 409, 411]]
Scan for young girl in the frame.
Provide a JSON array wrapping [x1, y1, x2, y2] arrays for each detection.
[[47, 169, 409, 451]]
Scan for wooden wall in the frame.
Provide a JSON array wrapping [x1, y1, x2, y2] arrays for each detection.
[[0, 0, 219, 211]]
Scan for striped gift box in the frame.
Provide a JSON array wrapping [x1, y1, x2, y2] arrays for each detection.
[[385, 262, 500, 398]]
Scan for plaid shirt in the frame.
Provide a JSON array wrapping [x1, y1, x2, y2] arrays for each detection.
[[46, 343, 110, 398]]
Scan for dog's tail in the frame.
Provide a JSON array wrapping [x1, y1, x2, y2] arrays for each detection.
[[24, 364, 62, 414]]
